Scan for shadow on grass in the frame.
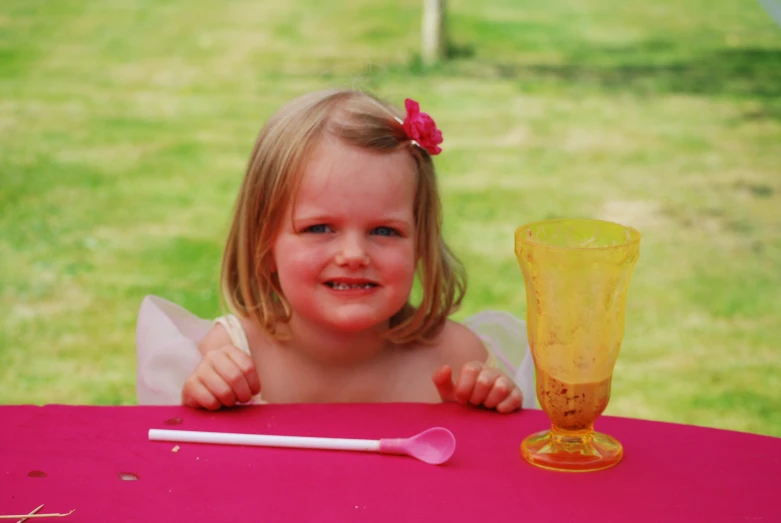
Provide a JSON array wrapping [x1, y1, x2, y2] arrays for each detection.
[[396, 45, 781, 119], [510, 48, 781, 99]]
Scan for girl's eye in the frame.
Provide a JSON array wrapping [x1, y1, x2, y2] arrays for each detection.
[[372, 226, 398, 237], [304, 224, 332, 234]]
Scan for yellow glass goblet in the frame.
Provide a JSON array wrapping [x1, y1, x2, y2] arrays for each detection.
[[515, 218, 640, 472]]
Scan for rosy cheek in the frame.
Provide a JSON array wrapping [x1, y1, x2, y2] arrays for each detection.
[[381, 250, 416, 273], [288, 245, 328, 267]]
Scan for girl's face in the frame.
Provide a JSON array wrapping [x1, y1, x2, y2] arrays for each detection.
[[272, 138, 417, 335]]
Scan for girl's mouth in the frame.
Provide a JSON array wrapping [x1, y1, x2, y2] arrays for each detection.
[[325, 281, 378, 290]]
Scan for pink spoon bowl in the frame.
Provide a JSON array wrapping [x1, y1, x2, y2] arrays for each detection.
[[379, 427, 456, 465]]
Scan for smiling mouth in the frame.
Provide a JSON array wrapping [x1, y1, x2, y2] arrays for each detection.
[[325, 282, 378, 290]]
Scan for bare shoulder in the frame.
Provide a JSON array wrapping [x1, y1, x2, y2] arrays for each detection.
[[197, 323, 232, 355], [433, 319, 488, 368], [198, 314, 273, 358]]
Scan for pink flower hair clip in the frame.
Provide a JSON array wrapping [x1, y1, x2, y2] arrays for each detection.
[[394, 98, 443, 156]]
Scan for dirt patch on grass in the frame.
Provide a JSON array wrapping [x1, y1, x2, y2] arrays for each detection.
[[597, 200, 669, 230]]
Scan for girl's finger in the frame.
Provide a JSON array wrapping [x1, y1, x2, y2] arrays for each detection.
[[432, 365, 456, 403], [496, 387, 523, 414], [226, 348, 261, 395], [182, 378, 221, 411], [211, 353, 254, 404], [468, 368, 499, 406], [454, 362, 482, 403], [482, 376, 514, 410], [198, 366, 239, 408]]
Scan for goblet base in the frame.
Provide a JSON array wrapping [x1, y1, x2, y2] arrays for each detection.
[[521, 429, 623, 472]]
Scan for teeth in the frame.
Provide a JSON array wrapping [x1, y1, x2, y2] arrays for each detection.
[[329, 282, 375, 290]]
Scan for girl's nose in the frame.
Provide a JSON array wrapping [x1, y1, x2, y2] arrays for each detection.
[[335, 234, 370, 268]]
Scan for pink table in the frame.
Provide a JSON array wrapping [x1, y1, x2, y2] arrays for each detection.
[[3, 403, 780, 521]]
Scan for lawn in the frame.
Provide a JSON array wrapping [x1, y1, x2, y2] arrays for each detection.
[[1, 0, 780, 436]]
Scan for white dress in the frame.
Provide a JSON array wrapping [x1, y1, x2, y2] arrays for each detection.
[[135, 295, 538, 409]]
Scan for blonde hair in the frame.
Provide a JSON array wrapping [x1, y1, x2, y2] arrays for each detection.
[[221, 88, 466, 344]]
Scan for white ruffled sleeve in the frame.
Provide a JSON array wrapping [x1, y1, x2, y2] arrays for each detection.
[[135, 295, 213, 405], [463, 310, 539, 409]]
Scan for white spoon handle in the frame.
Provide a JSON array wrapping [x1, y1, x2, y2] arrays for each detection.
[[149, 428, 381, 452]]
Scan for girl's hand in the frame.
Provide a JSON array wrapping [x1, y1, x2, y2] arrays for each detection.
[[181, 345, 261, 410], [432, 361, 522, 414]]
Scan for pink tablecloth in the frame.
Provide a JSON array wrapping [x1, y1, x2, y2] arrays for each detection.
[[2, 403, 780, 522]]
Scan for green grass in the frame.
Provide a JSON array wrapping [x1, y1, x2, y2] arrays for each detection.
[[1, 0, 780, 436]]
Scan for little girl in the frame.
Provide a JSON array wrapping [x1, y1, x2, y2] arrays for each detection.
[[135, 89, 536, 412]]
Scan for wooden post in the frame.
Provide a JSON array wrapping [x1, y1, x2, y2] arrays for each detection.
[[422, 0, 447, 66]]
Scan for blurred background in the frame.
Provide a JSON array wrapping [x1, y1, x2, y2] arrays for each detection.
[[1, 0, 780, 436]]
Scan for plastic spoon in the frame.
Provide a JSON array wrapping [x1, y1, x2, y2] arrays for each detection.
[[149, 426, 456, 465]]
